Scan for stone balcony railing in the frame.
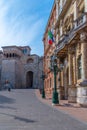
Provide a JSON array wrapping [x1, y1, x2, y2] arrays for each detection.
[[56, 13, 87, 53], [74, 13, 87, 30], [56, 34, 68, 52]]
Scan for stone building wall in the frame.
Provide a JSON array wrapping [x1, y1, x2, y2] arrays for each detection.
[[0, 46, 43, 89], [1, 59, 16, 88], [38, 57, 43, 89], [15, 59, 23, 88], [43, 0, 87, 106]]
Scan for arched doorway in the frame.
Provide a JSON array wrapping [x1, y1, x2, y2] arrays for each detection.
[[26, 71, 33, 88]]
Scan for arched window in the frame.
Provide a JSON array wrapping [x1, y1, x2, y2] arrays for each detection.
[[27, 58, 33, 64]]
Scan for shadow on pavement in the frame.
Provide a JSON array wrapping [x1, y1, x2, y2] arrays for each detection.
[[0, 105, 16, 110], [0, 95, 15, 104], [0, 112, 37, 123], [14, 116, 36, 123], [61, 103, 80, 108]]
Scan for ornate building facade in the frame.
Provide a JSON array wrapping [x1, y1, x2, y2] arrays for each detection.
[[0, 46, 43, 89], [43, 0, 87, 106]]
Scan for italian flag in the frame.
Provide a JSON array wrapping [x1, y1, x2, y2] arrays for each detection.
[[48, 30, 54, 45]]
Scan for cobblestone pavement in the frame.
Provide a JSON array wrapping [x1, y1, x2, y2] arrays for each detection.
[[0, 89, 87, 130]]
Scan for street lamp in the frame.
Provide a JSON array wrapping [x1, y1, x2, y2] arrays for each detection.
[[40, 71, 46, 98], [50, 54, 63, 105]]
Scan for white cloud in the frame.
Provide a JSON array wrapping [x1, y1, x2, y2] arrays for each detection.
[[0, 1, 43, 50], [0, 0, 53, 56]]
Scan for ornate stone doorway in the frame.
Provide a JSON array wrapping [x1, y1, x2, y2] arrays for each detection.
[[26, 71, 33, 88]]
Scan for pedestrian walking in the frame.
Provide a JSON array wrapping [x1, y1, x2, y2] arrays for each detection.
[[5, 80, 11, 92]]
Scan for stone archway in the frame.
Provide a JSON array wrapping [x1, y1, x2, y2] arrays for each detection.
[[26, 71, 33, 88]]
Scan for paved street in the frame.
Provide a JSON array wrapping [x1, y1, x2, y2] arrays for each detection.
[[0, 89, 87, 130]]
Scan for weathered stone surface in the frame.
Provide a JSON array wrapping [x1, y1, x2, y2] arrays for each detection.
[[0, 46, 43, 89], [68, 87, 77, 103], [77, 87, 87, 106]]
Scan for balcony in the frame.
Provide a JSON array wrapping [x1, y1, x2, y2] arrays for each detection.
[[56, 28, 75, 52], [74, 13, 87, 31], [56, 13, 87, 53], [56, 34, 68, 52]]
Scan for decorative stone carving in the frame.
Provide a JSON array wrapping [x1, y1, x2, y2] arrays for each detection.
[[80, 32, 87, 42], [77, 87, 87, 107], [68, 46, 76, 54]]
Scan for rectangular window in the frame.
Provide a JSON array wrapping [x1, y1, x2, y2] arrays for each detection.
[[78, 55, 82, 79], [22, 49, 27, 54]]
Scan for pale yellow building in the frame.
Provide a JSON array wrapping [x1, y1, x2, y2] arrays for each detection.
[[43, 0, 87, 106]]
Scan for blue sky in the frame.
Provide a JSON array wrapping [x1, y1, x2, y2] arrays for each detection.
[[0, 0, 54, 56]]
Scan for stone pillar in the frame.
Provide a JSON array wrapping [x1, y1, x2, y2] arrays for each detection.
[[68, 50, 77, 103], [61, 71, 64, 87], [73, 54, 77, 84], [81, 42, 87, 80], [74, 1, 78, 28], [59, 71, 65, 100], [77, 32, 87, 107], [74, 1, 78, 20], [60, 19, 63, 36], [68, 53, 73, 85], [60, 0, 63, 11], [84, 0, 87, 12], [56, 0, 59, 20], [57, 72, 60, 88], [63, 58, 68, 100], [80, 32, 87, 81]]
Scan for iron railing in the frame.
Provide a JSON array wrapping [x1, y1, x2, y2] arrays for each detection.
[[56, 13, 87, 53]]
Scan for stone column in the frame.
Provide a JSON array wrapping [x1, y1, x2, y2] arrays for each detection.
[[56, 0, 59, 20], [77, 32, 87, 107], [68, 49, 77, 103], [59, 71, 64, 100], [60, 71, 64, 87], [81, 42, 87, 80], [80, 32, 87, 82], [60, 18, 63, 36], [63, 58, 68, 100], [74, 0, 78, 28], [60, 0, 63, 11], [57, 72, 60, 88], [68, 53, 73, 85], [84, 0, 87, 12], [74, 1, 78, 20], [73, 54, 77, 84]]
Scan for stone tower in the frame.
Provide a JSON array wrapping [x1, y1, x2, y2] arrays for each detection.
[[0, 46, 43, 89]]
